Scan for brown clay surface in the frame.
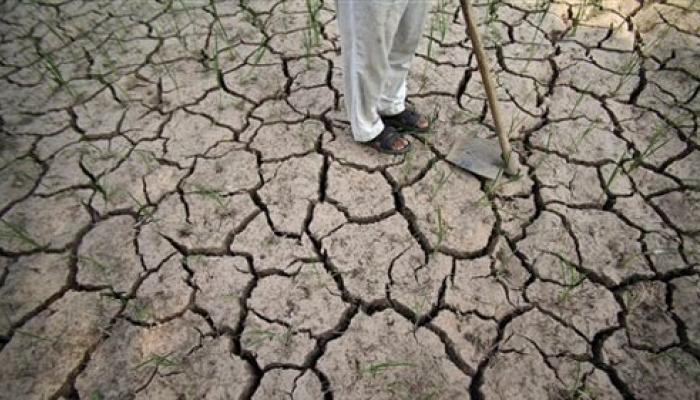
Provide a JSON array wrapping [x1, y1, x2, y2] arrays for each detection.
[[0, 1, 698, 399]]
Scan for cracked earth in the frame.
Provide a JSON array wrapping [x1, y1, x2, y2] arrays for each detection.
[[0, 0, 698, 399]]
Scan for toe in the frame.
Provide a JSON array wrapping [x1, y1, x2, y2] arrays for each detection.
[[418, 115, 429, 129], [391, 136, 410, 151]]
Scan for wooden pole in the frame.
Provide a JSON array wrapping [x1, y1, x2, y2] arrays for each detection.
[[459, 0, 519, 175]]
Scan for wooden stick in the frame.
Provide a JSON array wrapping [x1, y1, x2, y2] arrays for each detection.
[[459, 0, 519, 175]]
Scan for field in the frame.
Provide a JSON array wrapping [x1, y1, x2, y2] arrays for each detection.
[[0, 0, 698, 399]]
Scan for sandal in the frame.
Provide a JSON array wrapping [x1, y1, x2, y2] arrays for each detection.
[[381, 108, 431, 134], [366, 126, 412, 155]]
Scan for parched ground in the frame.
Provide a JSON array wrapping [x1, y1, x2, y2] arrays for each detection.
[[0, 0, 698, 399]]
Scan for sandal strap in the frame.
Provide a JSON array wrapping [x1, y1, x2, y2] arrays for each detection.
[[370, 127, 410, 154], [373, 127, 401, 147], [390, 109, 422, 125], [383, 108, 430, 131]]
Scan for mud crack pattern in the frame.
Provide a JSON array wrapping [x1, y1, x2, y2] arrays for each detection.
[[0, 0, 698, 399]]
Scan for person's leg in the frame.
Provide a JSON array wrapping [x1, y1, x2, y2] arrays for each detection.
[[336, 0, 407, 143], [377, 0, 430, 117]]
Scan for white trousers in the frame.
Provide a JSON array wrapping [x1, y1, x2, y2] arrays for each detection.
[[336, 0, 430, 142]]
